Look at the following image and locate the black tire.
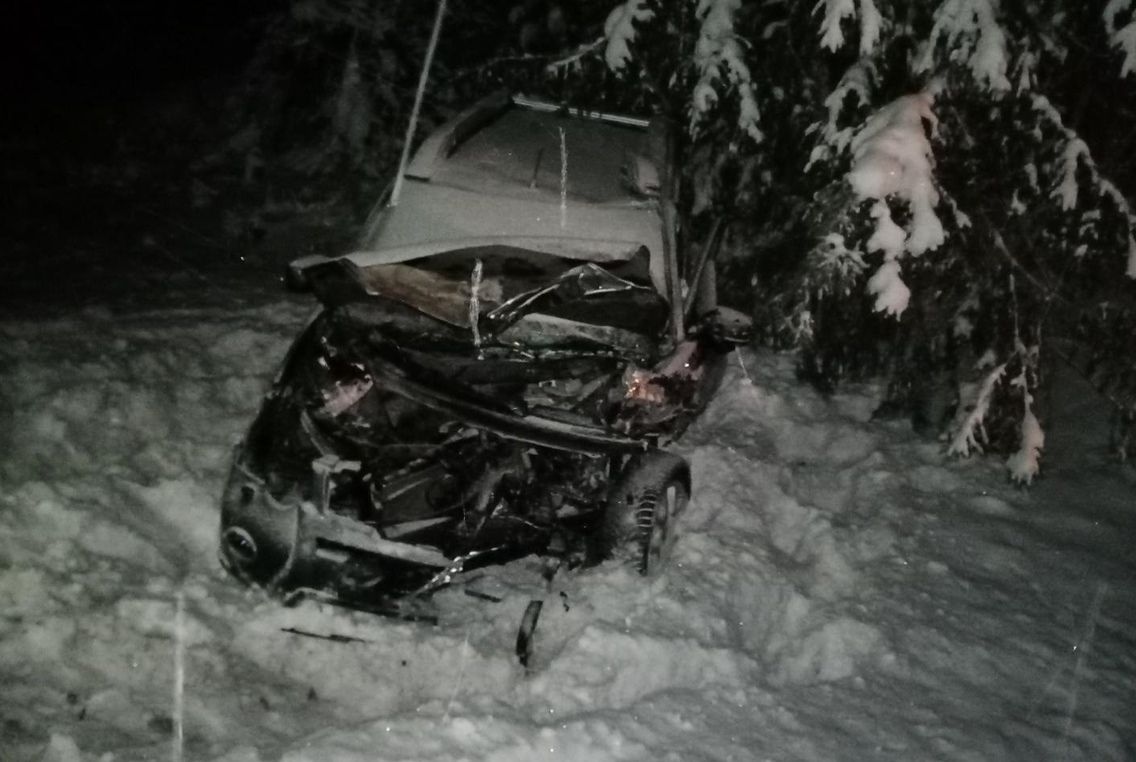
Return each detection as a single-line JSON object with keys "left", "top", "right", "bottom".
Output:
{"left": 600, "top": 451, "right": 690, "bottom": 575}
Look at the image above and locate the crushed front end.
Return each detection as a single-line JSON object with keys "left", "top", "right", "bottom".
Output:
{"left": 218, "top": 246, "right": 714, "bottom": 608}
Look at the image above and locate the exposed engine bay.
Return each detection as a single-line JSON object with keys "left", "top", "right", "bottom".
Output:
{"left": 220, "top": 246, "right": 730, "bottom": 611}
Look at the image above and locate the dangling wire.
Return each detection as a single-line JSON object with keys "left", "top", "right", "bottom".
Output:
{"left": 390, "top": 0, "right": 448, "bottom": 207}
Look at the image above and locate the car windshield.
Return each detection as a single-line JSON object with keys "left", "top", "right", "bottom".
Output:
{"left": 430, "top": 108, "right": 656, "bottom": 203}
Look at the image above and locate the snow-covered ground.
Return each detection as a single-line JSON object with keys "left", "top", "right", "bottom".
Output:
{"left": 2, "top": 291, "right": 1134, "bottom": 761}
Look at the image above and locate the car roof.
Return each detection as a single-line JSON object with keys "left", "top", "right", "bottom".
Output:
{"left": 405, "top": 93, "right": 659, "bottom": 203}
{"left": 347, "top": 94, "right": 669, "bottom": 295}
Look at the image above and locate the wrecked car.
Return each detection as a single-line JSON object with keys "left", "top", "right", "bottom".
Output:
{"left": 219, "top": 93, "right": 748, "bottom": 615}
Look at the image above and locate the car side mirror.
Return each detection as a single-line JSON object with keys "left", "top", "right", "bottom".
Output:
{"left": 284, "top": 254, "right": 329, "bottom": 292}
{"left": 692, "top": 306, "right": 753, "bottom": 346}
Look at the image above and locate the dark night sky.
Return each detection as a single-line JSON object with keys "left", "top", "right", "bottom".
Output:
{"left": 1, "top": 1, "right": 281, "bottom": 109}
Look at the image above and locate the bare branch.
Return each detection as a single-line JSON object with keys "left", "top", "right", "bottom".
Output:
{"left": 545, "top": 36, "right": 606, "bottom": 73}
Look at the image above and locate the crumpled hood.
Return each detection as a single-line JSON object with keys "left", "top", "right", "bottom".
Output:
{"left": 303, "top": 243, "right": 668, "bottom": 343}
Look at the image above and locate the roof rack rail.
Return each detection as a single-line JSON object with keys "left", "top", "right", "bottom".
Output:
{"left": 511, "top": 94, "right": 651, "bottom": 129}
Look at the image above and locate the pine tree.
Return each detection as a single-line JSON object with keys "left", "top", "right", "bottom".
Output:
{"left": 223, "top": 0, "right": 524, "bottom": 205}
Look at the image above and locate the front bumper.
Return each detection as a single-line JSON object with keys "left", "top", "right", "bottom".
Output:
{"left": 219, "top": 459, "right": 453, "bottom": 599}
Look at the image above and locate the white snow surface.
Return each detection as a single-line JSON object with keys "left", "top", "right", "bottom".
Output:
{"left": 2, "top": 297, "right": 1136, "bottom": 761}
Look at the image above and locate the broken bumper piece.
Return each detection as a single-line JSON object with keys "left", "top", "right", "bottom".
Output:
{"left": 220, "top": 461, "right": 453, "bottom": 601}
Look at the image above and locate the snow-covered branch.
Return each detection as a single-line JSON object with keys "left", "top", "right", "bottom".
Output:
{"left": 918, "top": 0, "right": 1011, "bottom": 91}
{"left": 1033, "top": 94, "right": 1136, "bottom": 277}
{"left": 1005, "top": 366, "right": 1045, "bottom": 484}
{"left": 845, "top": 93, "right": 945, "bottom": 316}
{"left": 603, "top": 0, "right": 653, "bottom": 71}
{"left": 602, "top": 1, "right": 763, "bottom": 141}
{"left": 806, "top": 61, "right": 874, "bottom": 170}
{"left": 546, "top": 37, "right": 607, "bottom": 73}
{"left": 947, "top": 358, "right": 1007, "bottom": 457}
{"left": 815, "top": 0, "right": 882, "bottom": 56}
{"left": 1105, "top": 0, "right": 1136, "bottom": 76}
{"left": 692, "top": 0, "right": 763, "bottom": 142}
{"left": 849, "top": 94, "right": 943, "bottom": 255}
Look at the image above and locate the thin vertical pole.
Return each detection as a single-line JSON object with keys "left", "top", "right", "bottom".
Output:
{"left": 659, "top": 121, "right": 683, "bottom": 344}
{"left": 390, "top": 0, "right": 448, "bottom": 207}
{"left": 172, "top": 589, "right": 185, "bottom": 762}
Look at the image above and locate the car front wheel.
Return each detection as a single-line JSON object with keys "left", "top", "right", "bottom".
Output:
{"left": 600, "top": 451, "right": 690, "bottom": 575}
